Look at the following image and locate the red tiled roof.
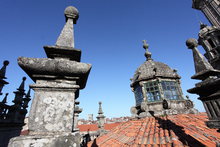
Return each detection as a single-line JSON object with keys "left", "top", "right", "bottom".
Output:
{"left": 104, "top": 123, "right": 121, "bottom": 130}
{"left": 88, "top": 113, "right": 220, "bottom": 147}
{"left": 78, "top": 124, "right": 98, "bottom": 132}
{"left": 78, "top": 122, "right": 121, "bottom": 132}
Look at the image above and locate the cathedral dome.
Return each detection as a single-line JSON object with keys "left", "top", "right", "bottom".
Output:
{"left": 131, "top": 60, "right": 180, "bottom": 87}
{"left": 130, "top": 46, "right": 180, "bottom": 87}
{"left": 129, "top": 41, "right": 197, "bottom": 118}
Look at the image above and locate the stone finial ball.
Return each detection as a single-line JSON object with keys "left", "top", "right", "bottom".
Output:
{"left": 64, "top": 6, "right": 79, "bottom": 18}
{"left": 22, "top": 77, "right": 27, "bottom": 81}
{"left": 3, "top": 60, "right": 9, "bottom": 66}
{"left": 186, "top": 38, "right": 198, "bottom": 49}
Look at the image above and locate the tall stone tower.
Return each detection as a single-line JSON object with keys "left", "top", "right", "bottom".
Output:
{"left": 186, "top": 38, "right": 220, "bottom": 130}
{"left": 197, "top": 23, "right": 220, "bottom": 70}
{"left": 192, "top": 0, "right": 220, "bottom": 27}
{"left": 130, "top": 41, "right": 198, "bottom": 118}
{"left": 188, "top": 1, "right": 220, "bottom": 130}
{"left": 9, "top": 6, "right": 91, "bottom": 147}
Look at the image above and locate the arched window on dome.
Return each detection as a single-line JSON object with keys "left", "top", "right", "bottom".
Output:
{"left": 161, "top": 81, "right": 181, "bottom": 100}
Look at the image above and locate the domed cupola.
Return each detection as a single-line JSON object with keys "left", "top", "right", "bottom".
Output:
{"left": 198, "top": 23, "right": 220, "bottom": 70}
{"left": 130, "top": 41, "right": 198, "bottom": 118}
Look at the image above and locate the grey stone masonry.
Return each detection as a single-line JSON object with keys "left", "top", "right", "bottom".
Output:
{"left": 8, "top": 6, "right": 91, "bottom": 147}
{"left": 198, "top": 23, "right": 220, "bottom": 71}
{"left": 186, "top": 38, "right": 220, "bottom": 130}
{"left": 192, "top": 0, "right": 220, "bottom": 27}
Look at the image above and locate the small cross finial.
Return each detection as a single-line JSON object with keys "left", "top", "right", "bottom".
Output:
{"left": 142, "top": 40, "right": 152, "bottom": 61}
{"left": 142, "top": 40, "right": 149, "bottom": 51}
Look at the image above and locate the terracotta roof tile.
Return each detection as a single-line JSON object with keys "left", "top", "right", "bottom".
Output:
{"left": 88, "top": 113, "right": 220, "bottom": 146}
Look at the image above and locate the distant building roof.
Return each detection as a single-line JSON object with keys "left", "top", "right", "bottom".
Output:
{"left": 78, "top": 122, "right": 121, "bottom": 132}
{"left": 88, "top": 113, "right": 220, "bottom": 146}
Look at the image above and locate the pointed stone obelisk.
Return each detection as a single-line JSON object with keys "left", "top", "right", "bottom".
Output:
{"left": 9, "top": 6, "right": 91, "bottom": 147}
{"left": 186, "top": 38, "right": 220, "bottom": 130}
{"left": 186, "top": 38, "right": 220, "bottom": 80}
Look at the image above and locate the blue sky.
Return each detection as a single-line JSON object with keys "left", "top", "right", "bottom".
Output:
{"left": 0, "top": 0, "right": 210, "bottom": 119}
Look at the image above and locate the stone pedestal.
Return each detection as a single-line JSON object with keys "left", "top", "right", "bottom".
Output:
{"left": 28, "top": 79, "right": 79, "bottom": 134}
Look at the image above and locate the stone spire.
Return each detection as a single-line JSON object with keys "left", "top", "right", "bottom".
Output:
{"left": 0, "top": 60, "right": 9, "bottom": 95}
{"left": 0, "top": 60, "right": 9, "bottom": 79}
{"left": 12, "top": 77, "right": 26, "bottom": 106}
{"left": 56, "top": 6, "right": 79, "bottom": 48}
{"left": 97, "top": 102, "right": 105, "bottom": 130}
{"left": 98, "top": 101, "right": 103, "bottom": 115}
{"left": 18, "top": 77, "right": 26, "bottom": 92}
{"left": 143, "top": 40, "right": 152, "bottom": 61}
{"left": 22, "top": 88, "right": 31, "bottom": 109}
{"left": 1, "top": 93, "right": 8, "bottom": 104}
{"left": 26, "top": 88, "right": 31, "bottom": 98}
{"left": 186, "top": 38, "right": 220, "bottom": 80}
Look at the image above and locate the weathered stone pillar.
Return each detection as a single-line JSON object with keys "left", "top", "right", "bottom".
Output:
{"left": 29, "top": 79, "right": 78, "bottom": 134}
{"left": 8, "top": 6, "right": 91, "bottom": 147}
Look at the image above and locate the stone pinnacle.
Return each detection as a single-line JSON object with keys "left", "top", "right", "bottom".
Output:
{"left": 18, "top": 77, "right": 26, "bottom": 92}
{"left": 98, "top": 101, "right": 104, "bottom": 115}
{"left": 186, "top": 38, "right": 214, "bottom": 74}
{"left": 0, "top": 60, "right": 9, "bottom": 79}
{"left": 56, "top": 6, "right": 79, "bottom": 48}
